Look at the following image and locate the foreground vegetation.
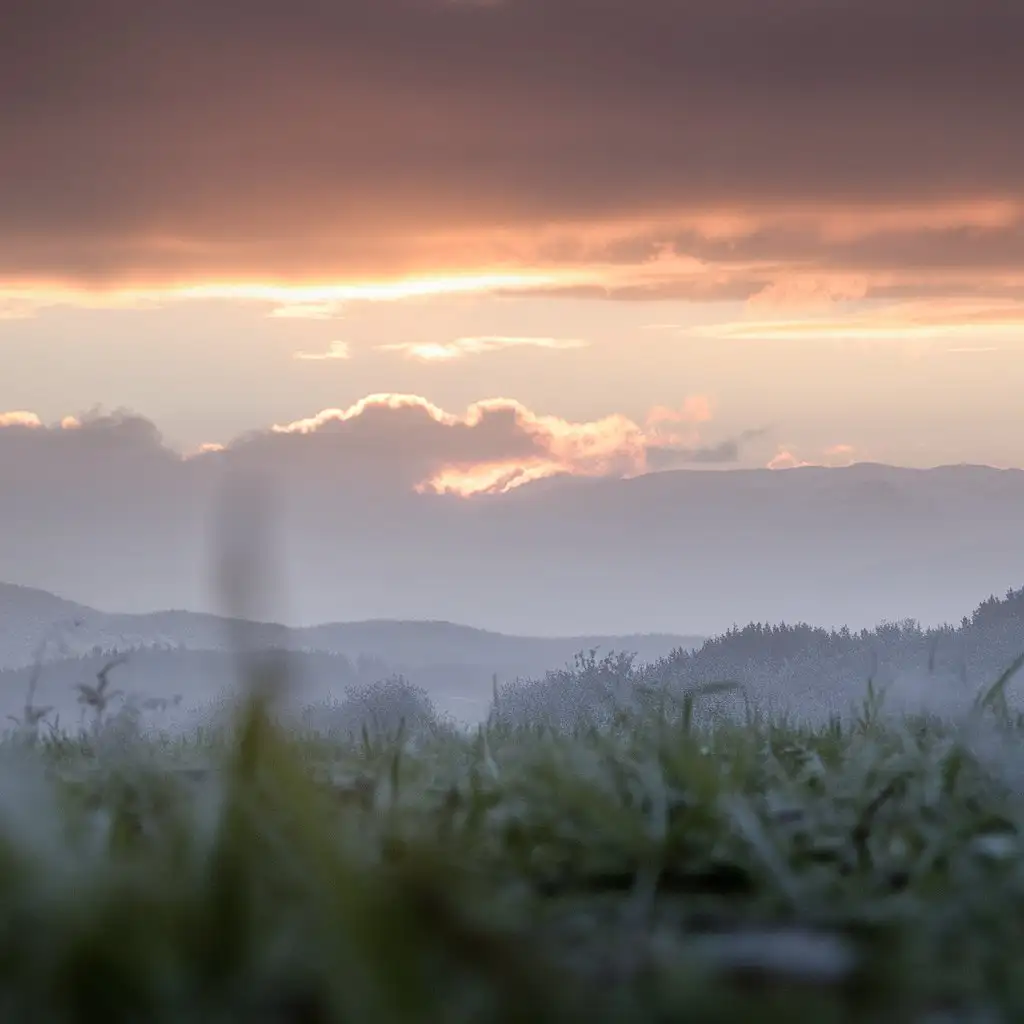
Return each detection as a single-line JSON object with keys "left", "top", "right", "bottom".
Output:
{"left": 1, "top": 649, "right": 1023, "bottom": 1022}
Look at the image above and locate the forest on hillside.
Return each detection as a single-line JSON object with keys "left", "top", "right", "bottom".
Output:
{"left": 491, "top": 587, "right": 1024, "bottom": 730}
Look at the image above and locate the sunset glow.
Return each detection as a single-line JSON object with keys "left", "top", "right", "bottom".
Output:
{"left": 3, "top": 0, "right": 1024, "bottom": 494}
{"left": 699, "top": 300, "right": 1024, "bottom": 343}
{"left": 4, "top": 0, "right": 1024, "bottom": 649}
{"left": 417, "top": 459, "right": 568, "bottom": 497}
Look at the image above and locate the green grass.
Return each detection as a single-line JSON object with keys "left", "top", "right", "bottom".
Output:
{"left": 2, "top": 662, "right": 1024, "bottom": 1021}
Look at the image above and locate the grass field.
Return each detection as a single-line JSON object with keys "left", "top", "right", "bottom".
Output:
{"left": 2, "top": 653, "right": 1024, "bottom": 1022}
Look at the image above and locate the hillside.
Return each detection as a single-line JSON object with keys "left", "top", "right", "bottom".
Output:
{"left": 493, "top": 586, "right": 1024, "bottom": 731}
{"left": 0, "top": 583, "right": 701, "bottom": 723}
{"left": 0, "top": 581, "right": 700, "bottom": 670}
{"left": 10, "top": 584, "right": 1024, "bottom": 736}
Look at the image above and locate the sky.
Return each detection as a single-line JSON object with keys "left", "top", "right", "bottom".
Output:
{"left": 2, "top": 0, "right": 1023, "bottom": 498}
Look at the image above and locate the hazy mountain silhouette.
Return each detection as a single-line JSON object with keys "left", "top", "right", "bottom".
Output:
{"left": 7, "top": 582, "right": 1024, "bottom": 737}
{"left": 2, "top": 463, "right": 1024, "bottom": 636}
{"left": 0, "top": 580, "right": 701, "bottom": 673}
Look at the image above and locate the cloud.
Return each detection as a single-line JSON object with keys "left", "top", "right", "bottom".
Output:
{"left": 2, "top": 0, "right": 1024, "bottom": 303}
{"left": 767, "top": 443, "right": 860, "bottom": 471}
{"left": 261, "top": 392, "right": 744, "bottom": 495}
{"left": 6, "top": 404, "right": 1023, "bottom": 638}
{"left": 824, "top": 444, "right": 858, "bottom": 467}
{"left": 745, "top": 274, "right": 872, "bottom": 312}
{"left": 646, "top": 427, "right": 770, "bottom": 472}
{"left": 0, "top": 392, "right": 750, "bottom": 501}
{"left": 0, "top": 297, "right": 43, "bottom": 320}
{"left": 0, "top": 411, "right": 43, "bottom": 429}
{"left": 293, "top": 341, "right": 351, "bottom": 361}
{"left": 381, "top": 335, "right": 589, "bottom": 362}
{"left": 0, "top": 410, "right": 180, "bottom": 512}
{"left": 270, "top": 302, "right": 346, "bottom": 320}
{"left": 768, "top": 449, "right": 814, "bottom": 471}
{"left": 693, "top": 299, "right": 1024, "bottom": 344}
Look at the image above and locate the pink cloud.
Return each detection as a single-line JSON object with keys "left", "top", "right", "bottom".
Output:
{"left": 767, "top": 448, "right": 813, "bottom": 471}
{"left": 767, "top": 443, "right": 860, "bottom": 471}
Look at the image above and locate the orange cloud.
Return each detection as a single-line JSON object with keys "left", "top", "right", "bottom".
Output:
{"left": 697, "top": 298, "right": 1024, "bottom": 343}
{"left": 381, "top": 335, "right": 589, "bottom": 362}
{"left": 271, "top": 395, "right": 651, "bottom": 493}
{"left": 0, "top": 411, "right": 43, "bottom": 428}
{"left": 422, "top": 459, "right": 569, "bottom": 497}
{"left": 293, "top": 340, "right": 351, "bottom": 361}
{"left": 688, "top": 199, "right": 1022, "bottom": 245}
{"left": 269, "top": 393, "right": 458, "bottom": 436}
{"left": 643, "top": 396, "right": 715, "bottom": 448}
{"left": 824, "top": 444, "right": 858, "bottom": 467}
{"left": 745, "top": 273, "right": 871, "bottom": 312}
{"left": 0, "top": 297, "right": 45, "bottom": 320}
{"left": 646, "top": 395, "right": 714, "bottom": 426}
{"left": 4, "top": 0, "right": 1024, "bottom": 318}
{"left": 269, "top": 302, "right": 346, "bottom": 320}
{"left": 4, "top": 200, "right": 1022, "bottom": 300}
{"left": 0, "top": 270, "right": 568, "bottom": 319}
{"left": 0, "top": 411, "right": 85, "bottom": 432}
{"left": 5, "top": 198, "right": 1024, "bottom": 319}
{"left": 767, "top": 449, "right": 813, "bottom": 471}
{"left": 263, "top": 392, "right": 742, "bottom": 496}
{"left": 501, "top": 200, "right": 1024, "bottom": 251}
{"left": 767, "top": 443, "right": 860, "bottom": 471}
{"left": 5, "top": 208, "right": 1024, "bottom": 317}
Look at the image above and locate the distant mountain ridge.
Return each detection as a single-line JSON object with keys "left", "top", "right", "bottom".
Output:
{"left": 4, "top": 462, "right": 1024, "bottom": 635}
{"left": 7, "top": 581, "right": 1024, "bottom": 736}
{"left": 0, "top": 581, "right": 703, "bottom": 673}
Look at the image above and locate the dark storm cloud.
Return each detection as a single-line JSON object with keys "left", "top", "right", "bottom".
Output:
{"left": 2, "top": 0, "right": 1023, "bottom": 284}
